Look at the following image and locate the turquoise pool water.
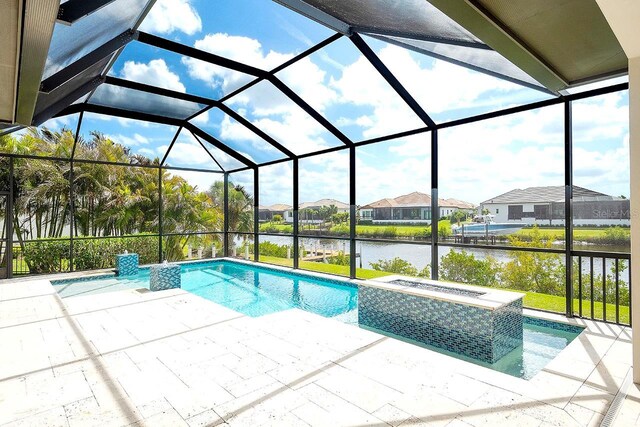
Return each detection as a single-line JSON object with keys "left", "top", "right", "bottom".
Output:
{"left": 54, "top": 260, "right": 358, "bottom": 320}
{"left": 52, "top": 260, "right": 582, "bottom": 379}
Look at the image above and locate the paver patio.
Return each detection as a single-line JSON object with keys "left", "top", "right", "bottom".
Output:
{"left": 0, "top": 277, "right": 633, "bottom": 426}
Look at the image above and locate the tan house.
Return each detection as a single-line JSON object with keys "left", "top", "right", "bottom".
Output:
{"left": 359, "top": 192, "right": 475, "bottom": 224}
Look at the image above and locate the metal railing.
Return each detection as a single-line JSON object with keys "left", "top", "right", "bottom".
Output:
{"left": 573, "top": 251, "right": 631, "bottom": 326}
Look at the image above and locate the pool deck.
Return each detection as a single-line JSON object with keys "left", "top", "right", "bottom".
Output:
{"left": 0, "top": 277, "right": 636, "bottom": 427}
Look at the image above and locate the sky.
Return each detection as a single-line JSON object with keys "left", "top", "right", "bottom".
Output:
{"left": 32, "top": 0, "right": 631, "bottom": 207}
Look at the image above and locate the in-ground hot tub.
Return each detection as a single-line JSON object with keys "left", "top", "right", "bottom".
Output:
{"left": 357, "top": 276, "right": 525, "bottom": 364}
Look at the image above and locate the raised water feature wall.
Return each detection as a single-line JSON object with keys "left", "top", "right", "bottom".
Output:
{"left": 358, "top": 277, "right": 524, "bottom": 363}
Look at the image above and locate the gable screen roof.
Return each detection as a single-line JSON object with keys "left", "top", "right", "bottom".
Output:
{"left": 3, "top": 0, "right": 630, "bottom": 170}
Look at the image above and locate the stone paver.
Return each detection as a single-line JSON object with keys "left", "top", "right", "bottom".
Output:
{"left": 0, "top": 277, "right": 634, "bottom": 426}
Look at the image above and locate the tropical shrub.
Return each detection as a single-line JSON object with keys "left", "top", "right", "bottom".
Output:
{"left": 370, "top": 257, "right": 418, "bottom": 276}
{"left": 257, "top": 241, "right": 291, "bottom": 258}
{"left": 599, "top": 226, "right": 630, "bottom": 245}
{"left": 23, "top": 240, "right": 70, "bottom": 273}
{"left": 438, "top": 222, "right": 451, "bottom": 239}
{"left": 439, "top": 250, "right": 500, "bottom": 287}
{"left": 573, "top": 260, "right": 629, "bottom": 305}
{"left": 328, "top": 251, "right": 350, "bottom": 266}
{"left": 449, "top": 210, "right": 469, "bottom": 225}
{"left": 74, "top": 235, "right": 159, "bottom": 270}
{"left": 23, "top": 235, "right": 160, "bottom": 273}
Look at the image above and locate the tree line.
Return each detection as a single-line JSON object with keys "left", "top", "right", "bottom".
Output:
{"left": 0, "top": 128, "right": 254, "bottom": 272}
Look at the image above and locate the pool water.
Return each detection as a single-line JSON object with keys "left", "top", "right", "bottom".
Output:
{"left": 54, "top": 261, "right": 358, "bottom": 319}
{"left": 364, "top": 317, "right": 582, "bottom": 379}
{"left": 52, "top": 260, "right": 583, "bottom": 379}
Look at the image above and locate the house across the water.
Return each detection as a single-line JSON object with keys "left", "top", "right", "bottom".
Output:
{"left": 258, "top": 204, "right": 292, "bottom": 222}
{"left": 481, "top": 186, "right": 630, "bottom": 226}
{"left": 283, "top": 199, "right": 350, "bottom": 224}
{"left": 359, "top": 192, "right": 475, "bottom": 224}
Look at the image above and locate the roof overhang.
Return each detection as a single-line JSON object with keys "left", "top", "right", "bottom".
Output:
{"left": 428, "top": 0, "right": 628, "bottom": 93}
{"left": 277, "top": 0, "right": 628, "bottom": 94}
{"left": 0, "top": 0, "right": 21, "bottom": 124}
{"left": 2, "top": 1, "right": 59, "bottom": 125}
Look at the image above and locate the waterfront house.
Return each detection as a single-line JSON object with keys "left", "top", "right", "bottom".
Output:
{"left": 481, "top": 186, "right": 630, "bottom": 226}
{"left": 283, "top": 199, "right": 350, "bottom": 224}
{"left": 359, "top": 192, "right": 475, "bottom": 224}
{"left": 258, "top": 204, "right": 292, "bottom": 222}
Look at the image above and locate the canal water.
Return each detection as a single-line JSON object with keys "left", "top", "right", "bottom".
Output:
{"left": 257, "top": 235, "right": 630, "bottom": 283}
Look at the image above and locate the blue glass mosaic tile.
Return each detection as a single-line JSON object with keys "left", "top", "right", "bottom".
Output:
{"left": 150, "top": 263, "right": 181, "bottom": 291}
{"left": 116, "top": 253, "right": 139, "bottom": 276}
{"left": 524, "top": 316, "right": 585, "bottom": 334}
{"left": 358, "top": 285, "right": 523, "bottom": 364}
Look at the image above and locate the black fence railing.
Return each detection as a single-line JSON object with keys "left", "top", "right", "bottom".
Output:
{"left": 250, "top": 234, "right": 633, "bottom": 326}
{"left": 573, "top": 251, "right": 631, "bottom": 326}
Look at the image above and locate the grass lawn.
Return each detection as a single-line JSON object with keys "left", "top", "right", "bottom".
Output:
{"left": 356, "top": 224, "right": 429, "bottom": 236}
{"left": 515, "top": 227, "right": 630, "bottom": 241}
{"left": 259, "top": 223, "right": 293, "bottom": 233}
{"left": 259, "top": 220, "right": 451, "bottom": 237}
{"left": 257, "top": 255, "right": 392, "bottom": 279}
{"left": 525, "top": 291, "right": 629, "bottom": 324}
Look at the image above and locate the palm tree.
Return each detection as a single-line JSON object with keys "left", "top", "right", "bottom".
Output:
{"left": 208, "top": 181, "right": 253, "bottom": 253}
{"left": 161, "top": 174, "right": 222, "bottom": 261}
{"left": 2, "top": 127, "right": 227, "bottom": 271}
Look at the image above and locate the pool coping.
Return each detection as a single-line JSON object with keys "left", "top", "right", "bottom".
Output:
{"left": 355, "top": 274, "right": 524, "bottom": 311}
{"left": 1, "top": 278, "right": 629, "bottom": 426}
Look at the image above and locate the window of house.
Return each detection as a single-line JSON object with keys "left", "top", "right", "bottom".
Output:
{"left": 508, "top": 205, "right": 523, "bottom": 220}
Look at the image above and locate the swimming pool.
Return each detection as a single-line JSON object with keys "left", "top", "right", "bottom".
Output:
{"left": 53, "top": 260, "right": 358, "bottom": 320}
{"left": 52, "top": 259, "right": 583, "bottom": 379}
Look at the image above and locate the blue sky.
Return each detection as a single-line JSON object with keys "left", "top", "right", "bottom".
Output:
{"left": 37, "top": 0, "right": 630, "bottom": 206}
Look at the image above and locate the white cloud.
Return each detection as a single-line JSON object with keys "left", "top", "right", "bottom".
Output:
{"left": 35, "top": 116, "right": 76, "bottom": 135}
{"left": 228, "top": 170, "right": 255, "bottom": 193}
{"left": 179, "top": 33, "right": 342, "bottom": 155}
{"left": 299, "top": 151, "right": 349, "bottom": 203}
{"left": 105, "top": 133, "right": 149, "bottom": 148}
{"left": 328, "top": 54, "right": 424, "bottom": 138}
{"left": 277, "top": 58, "right": 337, "bottom": 112}
{"left": 376, "top": 44, "right": 527, "bottom": 115}
{"left": 258, "top": 162, "right": 293, "bottom": 206}
{"left": 191, "top": 110, "right": 209, "bottom": 125}
{"left": 139, "top": 0, "right": 202, "bottom": 36}
{"left": 120, "top": 59, "right": 186, "bottom": 92}
{"left": 182, "top": 33, "right": 293, "bottom": 95}
{"left": 180, "top": 33, "right": 628, "bottom": 204}
{"left": 352, "top": 91, "right": 630, "bottom": 205}
{"left": 137, "top": 147, "right": 157, "bottom": 157}
{"left": 168, "top": 131, "right": 245, "bottom": 171}
{"left": 224, "top": 80, "right": 339, "bottom": 154}
{"left": 167, "top": 140, "right": 216, "bottom": 167}
{"left": 218, "top": 114, "right": 281, "bottom": 158}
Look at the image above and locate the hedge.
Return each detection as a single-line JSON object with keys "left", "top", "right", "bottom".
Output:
{"left": 23, "top": 235, "right": 159, "bottom": 273}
